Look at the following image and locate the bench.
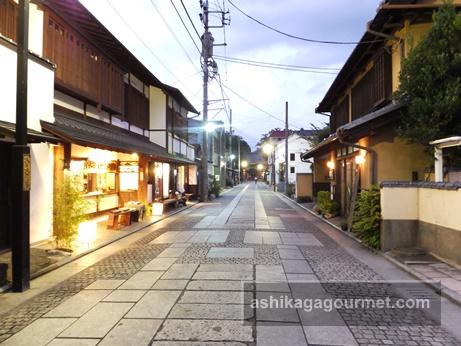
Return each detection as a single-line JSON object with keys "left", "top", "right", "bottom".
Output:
{"left": 162, "top": 198, "right": 179, "bottom": 209}
{"left": 184, "top": 193, "right": 194, "bottom": 202}
{"left": 107, "top": 208, "right": 132, "bottom": 230}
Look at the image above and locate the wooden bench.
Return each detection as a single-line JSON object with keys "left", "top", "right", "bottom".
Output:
{"left": 162, "top": 198, "right": 179, "bottom": 209}
{"left": 107, "top": 208, "right": 132, "bottom": 230}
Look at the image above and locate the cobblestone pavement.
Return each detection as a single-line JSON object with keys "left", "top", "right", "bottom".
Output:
{"left": 0, "top": 183, "right": 460, "bottom": 345}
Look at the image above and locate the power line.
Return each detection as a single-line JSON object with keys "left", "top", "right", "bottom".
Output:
{"left": 228, "top": 0, "right": 385, "bottom": 45}
{"left": 215, "top": 56, "right": 339, "bottom": 75}
{"left": 170, "top": 0, "right": 202, "bottom": 55}
{"left": 179, "top": 0, "right": 202, "bottom": 41}
{"left": 221, "top": 82, "right": 302, "bottom": 129}
{"left": 214, "top": 55, "right": 340, "bottom": 71}
{"left": 149, "top": 0, "right": 200, "bottom": 72}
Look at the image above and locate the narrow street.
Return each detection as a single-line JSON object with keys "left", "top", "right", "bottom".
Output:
{"left": 1, "top": 183, "right": 461, "bottom": 345}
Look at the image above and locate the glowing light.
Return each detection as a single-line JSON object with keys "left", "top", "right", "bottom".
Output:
{"left": 131, "top": 153, "right": 139, "bottom": 160}
{"left": 355, "top": 155, "right": 366, "bottom": 165}
{"left": 77, "top": 221, "right": 97, "bottom": 245}
{"left": 263, "top": 143, "right": 274, "bottom": 155}
{"left": 88, "top": 149, "right": 113, "bottom": 164}
{"left": 173, "top": 169, "right": 178, "bottom": 176}
{"left": 327, "top": 160, "right": 335, "bottom": 170}
{"left": 241, "top": 161, "right": 248, "bottom": 168}
{"left": 230, "top": 154, "right": 236, "bottom": 160}
{"left": 69, "top": 160, "right": 84, "bottom": 174}
{"left": 204, "top": 122, "right": 218, "bottom": 132}
{"left": 152, "top": 202, "right": 164, "bottom": 216}
{"left": 257, "top": 164, "right": 264, "bottom": 170}
{"left": 154, "top": 163, "right": 162, "bottom": 177}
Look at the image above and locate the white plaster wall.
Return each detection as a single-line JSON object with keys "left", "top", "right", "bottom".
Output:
{"left": 418, "top": 188, "right": 461, "bottom": 231}
{"left": 28, "top": 3, "right": 44, "bottom": 56}
{"left": 54, "top": 90, "right": 84, "bottom": 115}
{"left": 273, "top": 135, "right": 311, "bottom": 184}
{"left": 149, "top": 86, "right": 166, "bottom": 148}
{"left": 0, "top": 44, "right": 54, "bottom": 131}
{"left": 30, "top": 143, "right": 54, "bottom": 244}
{"left": 380, "top": 187, "right": 419, "bottom": 220}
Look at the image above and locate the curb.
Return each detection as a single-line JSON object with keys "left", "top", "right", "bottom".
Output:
{"left": 277, "top": 192, "right": 461, "bottom": 308}
{"left": 0, "top": 202, "right": 198, "bottom": 293}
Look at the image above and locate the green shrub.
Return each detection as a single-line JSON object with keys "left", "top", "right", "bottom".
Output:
{"left": 352, "top": 185, "right": 381, "bottom": 249}
{"left": 285, "top": 183, "right": 295, "bottom": 198}
{"left": 53, "top": 175, "right": 88, "bottom": 250}
{"left": 211, "top": 178, "right": 222, "bottom": 197}
{"left": 316, "top": 191, "right": 339, "bottom": 218}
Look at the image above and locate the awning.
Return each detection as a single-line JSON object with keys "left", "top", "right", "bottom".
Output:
{"left": 0, "top": 120, "right": 59, "bottom": 143}
{"left": 41, "top": 114, "right": 195, "bottom": 165}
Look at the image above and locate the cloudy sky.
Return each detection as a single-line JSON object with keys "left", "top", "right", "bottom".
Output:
{"left": 80, "top": 0, "right": 382, "bottom": 149}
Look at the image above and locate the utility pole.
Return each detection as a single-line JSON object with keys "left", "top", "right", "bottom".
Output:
{"left": 12, "top": 0, "right": 31, "bottom": 292}
{"left": 229, "top": 108, "right": 232, "bottom": 184}
{"left": 199, "top": 0, "right": 210, "bottom": 202}
{"left": 284, "top": 101, "right": 289, "bottom": 193}
{"left": 238, "top": 136, "right": 240, "bottom": 184}
{"left": 199, "top": 0, "right": 229, "bottom": 199}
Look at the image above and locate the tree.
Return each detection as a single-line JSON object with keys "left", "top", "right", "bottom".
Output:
{"left": 305, "top": 123, "right": 330, "bottom": 147}
{"left": 395, "top": 1, "right": 461, "bottom": 148}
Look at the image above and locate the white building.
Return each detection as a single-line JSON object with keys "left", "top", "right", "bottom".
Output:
{"left": 267, "top": 131, "right": 314, "bottom": 186}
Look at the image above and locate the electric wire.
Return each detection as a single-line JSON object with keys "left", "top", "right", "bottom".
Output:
{"left": 228, "top": 0, "right": 384, "bottom": 45}
{"left": 215, "top": 56, "right": 339, "bottom": 75}
{"left": 104, "top": 0, "right": 198, "bottom": 99}
{"left": 149, "top": 0, "right": 200, "bottom": 72}
{"left": 170, "top": 0, "right": 202, "bottom": 55}
{"left": 179, "top": 0, "right": 202, "bottom": 41}
{"left": 214, "top": 55, "right": 340, "bottom": 71}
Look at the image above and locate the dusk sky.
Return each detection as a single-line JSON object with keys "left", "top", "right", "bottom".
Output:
{"left": 80, "top": 0, "right": 383, "bottom": 149}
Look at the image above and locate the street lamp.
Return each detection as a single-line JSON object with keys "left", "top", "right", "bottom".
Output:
{"left": 257, "top": 163, "right": 264, "bottom": 170}
{"left": 241, "top": 160, "right": 248, "bottom": 168}
{"left": 204, "top": 121, "right": 218, "bottom": 133}
{"left": 262, "top": 143, "right": 275, "bottom": 191}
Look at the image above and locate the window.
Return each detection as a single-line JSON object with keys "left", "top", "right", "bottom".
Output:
{"left": 290, "top": 153, "right": 295, "bottom": 161}
{"left": 290, "top": 167, "right": 295, "bottom": 174}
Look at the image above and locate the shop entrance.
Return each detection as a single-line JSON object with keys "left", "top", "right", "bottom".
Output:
{"left": 0, "top": 143, "right": 12, "bottom": 250}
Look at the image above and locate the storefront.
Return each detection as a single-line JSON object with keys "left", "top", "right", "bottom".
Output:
{"left": 68, "top": 145, "right": 142, "bottom": 216}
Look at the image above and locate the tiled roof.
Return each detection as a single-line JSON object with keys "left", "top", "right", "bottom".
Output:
{"left": 41, "top": 114, "right": 195, "bottom": 164}
{"left": 0, "top": 120, "right": 59, "bottom": 143}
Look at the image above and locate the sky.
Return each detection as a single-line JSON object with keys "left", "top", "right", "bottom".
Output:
{"left": 80, "top": 0, "right": 383, "bottom": 149}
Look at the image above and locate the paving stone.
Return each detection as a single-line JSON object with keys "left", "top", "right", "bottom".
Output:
{"left": 99, "top": 319, "right": 162, "bottom": 346}
{"left": 1, "top": 318, "right": 77, "bottom": 346}
{"left": 278, "top": 248, "right": 305, "bottom": 260}
{"left": 157, "top": 247, "right": 188, "bottom": 258}
{"left": 193, "top": 271, "right": 253, "bottom": 281}
{"left": 151, "top": 279, "right": 189, "bottom": 290}
{"left": 197, "top": 264, "right": 253, "bottom": 272}
{"left": 169, "top": 243, "right": 191, "bottom": 248}
{"left": 255, "top": 292, "right": 300, "bottom": 322}
{"left": 286, "top": 273, "right": 319, "bottom": 282}
{"left": 154, "top": 319, "right": 253, "bottom": 342}
{"left": 162, "top": 264, "right": 198, "bottom": 279}
{"left": 281, "top": 260, "right": 313, "bottom": 274}
{"left": 169, "top": 303, "right": 251, "bottom": 320}
{"left": 102, "top": 290, "right": 146, "bottom": 302}
{"left": 186, "top": 280, "right": 247, "bottom": 291}
{"left": 141, "top": 257, "right": 176, "bottom": 271}
{"left": 59, "top": 303, "right": 133, "bottom": 338}
{"left": 125, "top": 290, "right": 181, "bottom": 318}
{"left": 153, "top": 340, "right": 247, "bottom": 345}
{"left": 85, "top": 279, "right": 125, "bottom": 290}
{"left": 179, "top": 291, "right": 244, "bottom": 304}
{"left": 47, "top": 338, "right": 99, "bottom": 346}
{"left": 256, "top": 265, "right": 287, "bottom": 282}
{"left": 257, "top": 324, "right": 307, "bottom": 346}
{"left": 303, "top": 326, "right": 358, "bottom": 346}
{"left": 118, "top": 271, "right": 163, "bottom": 289}
{"left": 207, "top": 247, "right": 254, "bottom": 258}
{"left": 45, "top": 290, "right": 112, "bottom": 317}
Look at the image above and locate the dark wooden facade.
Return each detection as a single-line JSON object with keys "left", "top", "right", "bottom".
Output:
{"left": 125, "top": 84, "right": 149, "bottom": 129}
{"left": 330, "top": 49, "right": 392, "bottom": 132}
{"left": 43, "top": 11, "right": 125, "bottom": 115}
{"left": 0, "top": 0, "right": 17, "bottom": 41}
{"left": 167, "top": 104, "right": 188, "bottom": 142}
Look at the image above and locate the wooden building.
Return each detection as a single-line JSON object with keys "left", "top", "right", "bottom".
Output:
{"left": 302, "top": 0, "right": 461, "bottom": 216}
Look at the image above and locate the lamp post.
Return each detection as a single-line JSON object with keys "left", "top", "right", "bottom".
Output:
{"left": 241, "top": 160, "right": 248, "bottom": 181}
{"left": 263, "top": 143, "right": 275, "bottom": 192}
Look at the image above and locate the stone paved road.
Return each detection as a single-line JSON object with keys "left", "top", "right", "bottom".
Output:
{"left": 1, "top": 183, "right": 460, "bottom": 345}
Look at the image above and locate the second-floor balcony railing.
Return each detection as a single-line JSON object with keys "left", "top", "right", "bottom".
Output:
{"left": 168, "top": 132, "right": 195, "bottom": 161}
